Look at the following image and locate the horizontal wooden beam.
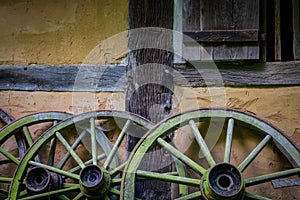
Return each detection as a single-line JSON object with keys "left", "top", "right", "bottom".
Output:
{"left": 0, "top": 65, "right": 126, "bottom": 92}
{"left": 174, "top": 61, "right": 300, "bottom": 86}
{"left": 0, "top": 62, "right": 299, "bottom": 92}
{"left": 184, "top": 29, "right": 260, "bottom": 43}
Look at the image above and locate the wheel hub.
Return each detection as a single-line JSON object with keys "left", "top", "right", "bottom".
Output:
{"left": 25, "top": 167, "right": 63, "bottom": 194}
{"left": 201, "top": 163, "right": 244, "bottom": 199}
{"left": 79, "top": 165, "right": 111, "bottom": 199}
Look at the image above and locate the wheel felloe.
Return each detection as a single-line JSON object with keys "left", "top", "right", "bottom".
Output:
{"left": 122, "top": 109, "right": 300, "bottom": 199}
{"left": 80, "top": 165, "right": 111, "bottom": 199}
{"left": 202, "top": 163, "right": 244, "bottom": 200}
{"left": 25, "top": 167, "right": 63, "bottom": 194}
{"left": 9, "top": 111, "right": 153, "bottom": 199}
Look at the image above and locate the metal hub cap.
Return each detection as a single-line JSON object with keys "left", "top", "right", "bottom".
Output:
{"left": 80, "top": 165, "right": 111, "bottom": 198}
{"left": 202, "top": 163, "right": 244, "bottom": 199}
{"left": 25, "top": 167, "right": 63, "bottom": 194}
{"left": 80, "top": 165, "right": 104, "bottom": 189}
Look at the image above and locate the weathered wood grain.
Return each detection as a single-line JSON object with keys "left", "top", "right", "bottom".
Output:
{"left": 182, "top": 0, "right": 201, "bottom": 60}
{"left": 0, "top": 65, "right": 126, "bottom": 92}
{"left": 274, "top": 0, "right": 281, "bottom": 61}
{"left": 184, "top": 30, "right": 259, "bottom": 43}
{"left": 127, "top": 0, "right": 174, "bottom": 199}
{"left": 232, "top": 0, "right": 260, "bottom": 60}
{"left": 0, "top": 108, "right": 14, "bottom": 124}
{"left": 293, "top": 0, "right": 300, "bottom": 60}
{"left": 174, "top": 61, "right": 300, "bottom": 86}
{"left": 0, "top": 62, "right": 299, "bottom": 92}
{"left": 182, "top": 0, "right": 261, "bottom": 60}
{"left": 182, "top": 0, "right": 200, "bottom": 31}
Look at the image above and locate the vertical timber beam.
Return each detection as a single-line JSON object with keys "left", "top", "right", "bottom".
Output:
{"left": 127, "top": 0, "right": 174, "bottom": 199}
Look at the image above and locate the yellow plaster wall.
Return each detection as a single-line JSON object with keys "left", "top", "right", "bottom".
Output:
{"left": 0, "top": 0, "right": 128, "bottom": 65}
{"left": 173, "top": 86, "right": 300, "bottom": 150}
{"left": 1, "top": 86, "right": 299, "bottom": 148}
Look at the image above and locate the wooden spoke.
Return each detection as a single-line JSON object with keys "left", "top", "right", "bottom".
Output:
{"left": 173, "top": 156, "right": 188, "bottom": 196}
{"left": 157, "top": 137, "right": 206, "bottom": 175}
{"left": 47, "top": 137, "right": 57, "bottom": 166}
{"left": 18, "top": 186, "right": 80, "bottom": 200}
{"left": 110, "top": 161, "right": 127, "bottom": 177}
{"left": 90, "top": 118, "right": 97, "bottom": 165}
{"left": 244, "top": 192, "right": 272, "bottom": 200}
{"left": 56, "top": 130, "right": 87, "bottom": 169}
{"left": 0, "top": 177, "right": 12, "bottom": 183}
{"left": 137, "top": 170, "right": 201, "bottom": 187}
{"left": 111, "top": 178, "right": 122, "bottom": 185}
{"left": 29, "top": 161, "right": 80, "bottom": 180}
{"left": 245, "top": 168, "right": 300, "bottom": 187}
{"left": 18, "top": 189, "right": 28, "bottom": 198}
{"left": 0, "top": 146, "right": 20, "bottom": 165}
{"left": 104, "top": 120, "right": 131, "bottom": 170}
{"left": 103, "top": 195, "right": 110, "bottom": 200}
{"left": 68, "top": 153, "right": 106, "bottom": 173}
{"left": 55, "top": 131, "right": 85, "bottom": 169}
{"left": 58, "top": 195, "right": 71, "bottom": 200}
{"left": 224, "top": 118, "right": 234, "bottom": 163}
{"left": 238, "top": 135, "right": 271, "bottom": 172}
{"left": 23, "top": 126, "right": 41, "bottom": 162}
{"left": 73, "top": 193, "right": 83, "bottom": 200}
{"left": 109, "top": 188, "right": 121, "bottom": 195}
{"left": 189, "top": 120, "right": 216, "bottom": 166}
{"left": 22, "top": 126, "right": 34, "bottom": 146}
{"left": 175, "top": 191, "right": 202, "bottom": 200}
{"left": 95, "top": 128, "right": 119, "bottom": 168}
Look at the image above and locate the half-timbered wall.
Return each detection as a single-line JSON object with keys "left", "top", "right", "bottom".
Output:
{"left": 0, "top": 2, "right": 299, "bottom": 198}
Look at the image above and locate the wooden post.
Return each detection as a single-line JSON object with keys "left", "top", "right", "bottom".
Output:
{"left": 126, "top": 0, "right": 174, "bottom": 198}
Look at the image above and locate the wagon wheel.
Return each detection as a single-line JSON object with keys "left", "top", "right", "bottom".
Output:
{"left": 9, "top": 110, "right": 154, "bottom": 199}
{"left": 122, "top": 108, "right": 300, "bottom": 200}
{"left": 0, "top": 111, "right": 71, "bottom": 199}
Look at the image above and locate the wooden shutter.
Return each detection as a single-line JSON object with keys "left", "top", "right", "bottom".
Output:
{"left": 293, "top": 0, "right": 300, "bottom": 60}
{"left": 182, "top": 0, "right": 262, "bottom": 61}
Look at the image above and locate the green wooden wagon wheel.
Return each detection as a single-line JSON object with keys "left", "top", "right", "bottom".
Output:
{"left": 122, "top": 108, "right": 300, "bottom": 200}
{"left": 9, "top": 110, "right": 154, "bottom": 200}
{"left": 0, "top": 111, "right": 71, "bottom": 199}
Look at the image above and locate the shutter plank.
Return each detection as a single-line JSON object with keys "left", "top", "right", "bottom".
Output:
{"left": 183, "top": 0, "right": 261, "bottom": 61}
{"left": 199, "top": 0, "right": 232, "bottom": 60}
{"left": 293, "top": 0, "right": 300, "bottom": 60}
{"left": 182, "top": 0, "right": 201, "bottom": 60}
{"left": 232, "top": 0, "right": 260, "bottom": 60}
